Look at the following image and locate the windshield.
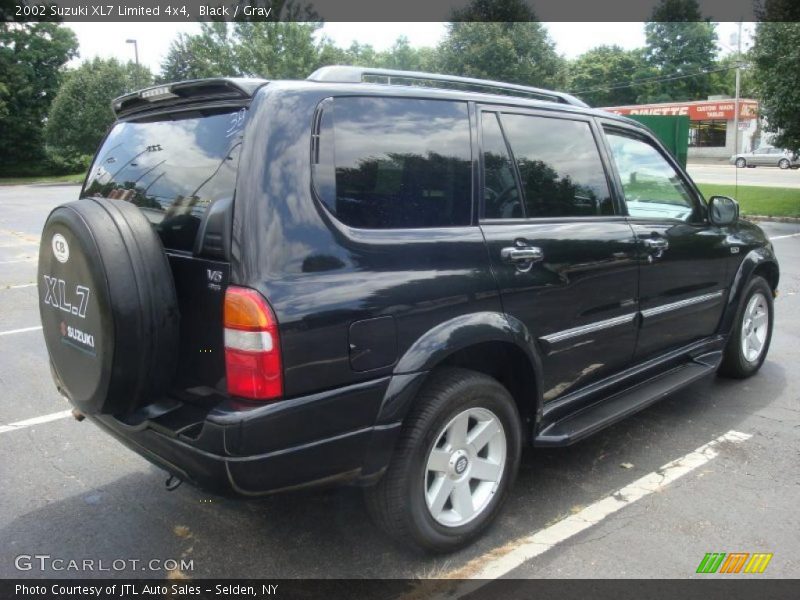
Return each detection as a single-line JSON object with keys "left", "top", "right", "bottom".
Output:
{"left": 82, "top": 108, "right": 246, "bottom": 252}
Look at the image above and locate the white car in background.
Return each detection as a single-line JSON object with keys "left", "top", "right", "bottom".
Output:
{"left": 731, "top": 147, "right": 800, "bottom": 169}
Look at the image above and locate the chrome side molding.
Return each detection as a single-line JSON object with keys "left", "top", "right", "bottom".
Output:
{"left": 640, "top": 290, "right": 724, "bottom": 319}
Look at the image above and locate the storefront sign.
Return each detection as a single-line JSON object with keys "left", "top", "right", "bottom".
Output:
{"left": 602, "top": 100, "right": 758, "bottom": 121}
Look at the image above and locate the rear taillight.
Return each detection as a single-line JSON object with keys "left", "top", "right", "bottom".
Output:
{"left": 223, "top": 286, "right": 282, "bottom": 401}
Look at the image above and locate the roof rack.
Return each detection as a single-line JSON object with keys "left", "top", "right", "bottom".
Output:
{"left": 307, "top": 66, "right": 588, "bottom": 107}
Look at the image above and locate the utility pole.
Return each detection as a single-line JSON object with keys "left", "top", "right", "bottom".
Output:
{"left": 732, "top": 21, "right": 742, "bottom": 155}
{"left": 126, "top": 39, "right": 140, "bottom": 89}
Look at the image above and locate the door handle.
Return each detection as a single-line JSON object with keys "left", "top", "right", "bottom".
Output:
{"left": 501, "top": 246, "right": 544, "bottom": 263}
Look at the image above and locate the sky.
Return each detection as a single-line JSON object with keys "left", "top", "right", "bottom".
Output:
{"left": 65, "top": 21, "right": 754, "bottom": 75}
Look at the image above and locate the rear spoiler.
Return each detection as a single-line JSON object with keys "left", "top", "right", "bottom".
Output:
{"left": 112, "top": 78, "right": 269, "bottom": 118}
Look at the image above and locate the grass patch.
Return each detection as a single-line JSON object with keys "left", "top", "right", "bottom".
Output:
{"left": 697, "top": 183, "right": 800, "bottom": 218}
{"left": 0, "top": 173, "right": 84, "bottom": 186}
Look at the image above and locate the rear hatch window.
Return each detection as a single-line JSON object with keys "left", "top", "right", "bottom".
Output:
{"left": 82, "top": 108, "right": 246, "bottom": 252}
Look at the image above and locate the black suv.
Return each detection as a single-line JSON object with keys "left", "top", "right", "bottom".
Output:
{"left": 38, "top": 67, "right": 778, "bottom": 553}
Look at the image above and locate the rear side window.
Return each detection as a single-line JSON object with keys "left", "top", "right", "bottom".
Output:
{"left": 83, "top": 108, "right": 245, "bottom": 252}
{"left": 500, "top": 114, "right": 613, "bottom": 218}
{"left": 313, "top": 97, "right": 472, "bottom": 229}
{"left": 482, "top": 112, "right": 522, "bottom": 219}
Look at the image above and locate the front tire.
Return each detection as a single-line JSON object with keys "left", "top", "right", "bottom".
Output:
{"left": 735, "top": 158, "right": 747, "bottom": 168}
{"left": 719, "top": 276, "right": 773, "bottom": 378}
{"left": 778, "top": 158, "right": 790, "bottom": 169}
{"left": 365, "top": 367, "right": 522, "bottom": 553}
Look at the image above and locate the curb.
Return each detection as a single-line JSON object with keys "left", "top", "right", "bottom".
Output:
{"left": 743, "top": 215, "right": 800, "bottom": 224}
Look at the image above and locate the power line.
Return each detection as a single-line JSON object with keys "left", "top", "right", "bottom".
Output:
{"left": 571, "top": 65, "right": 736, "bottom": 96}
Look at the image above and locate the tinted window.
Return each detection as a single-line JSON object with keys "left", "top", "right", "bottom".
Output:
{"left": 83, "top": 108, "right": 245, "bottom": 251}
{"left": 605, "top": 131, "right": 695, "bottom": 221}
{"left": 500, "top": 114, "right": 613, "bottom": 218}
{"left": 313, "top": 97, "right": 471, "bottom": 229}
{"left": 482, "top": 112, "right": 522, "bottom": 219}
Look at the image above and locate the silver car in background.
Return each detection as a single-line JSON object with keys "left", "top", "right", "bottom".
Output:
{"left": 731, "top": 147, "right": 800, "bottom": 169}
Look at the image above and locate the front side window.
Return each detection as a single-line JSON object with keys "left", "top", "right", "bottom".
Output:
{"left": 500, "top": 113, "right": 613, "bottom": 218}
{"left": 605, "top": 130, "right": 696, "bottom": 221}
{"left": 313, "top": 97, "right": 472, "bottom": 229}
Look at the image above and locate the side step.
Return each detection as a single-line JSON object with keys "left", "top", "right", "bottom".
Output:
{"left": 534, "top": 356, "right": 720, "bottom": 447}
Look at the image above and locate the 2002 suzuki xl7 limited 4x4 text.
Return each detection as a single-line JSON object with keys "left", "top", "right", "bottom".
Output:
{"left": 38, "top": 67, "right": 779, "bottom": 553}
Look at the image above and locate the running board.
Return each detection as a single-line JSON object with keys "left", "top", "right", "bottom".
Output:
{"left": 534, "top": 355, "right": 721, "bottom": 447}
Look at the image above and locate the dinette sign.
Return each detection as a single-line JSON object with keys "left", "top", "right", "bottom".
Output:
{"left": 603, "top": 99, "right": 758, "bottom": 120}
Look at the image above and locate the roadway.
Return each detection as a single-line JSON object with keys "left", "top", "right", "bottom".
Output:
{"left": 1, "top": 184, "right": 798, "bottom": 586}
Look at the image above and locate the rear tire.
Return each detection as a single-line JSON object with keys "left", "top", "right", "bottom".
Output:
{"left": 364, "top": 367, "right": 522, "bottom": 553}
{"left": 719, "top": 276, "right": 773, "bottom": 379}
{"left": 735, "top": 158, "right": 747, "bottom": 168}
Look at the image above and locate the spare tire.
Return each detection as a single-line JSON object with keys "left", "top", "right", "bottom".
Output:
{"left": 37, "top": 198, "right": 179, "bottom": 416}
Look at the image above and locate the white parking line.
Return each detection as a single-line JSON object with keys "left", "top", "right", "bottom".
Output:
{"left": 770, "top": 232, "right": 800, "bottom": 240}
{"left": 443, "top": 430, "right": 752, "bottom": 592}
{"left": 5, "top": 283, "right": 36, "bottom": 289}
{"left": 0, "top": 410, "right": 73, "bottom": 435}
{"left": 0, "top": 258, "right": 36, "bottom": 264}
{"left": 0, "top": 325, "right": 42, "bottom": 336}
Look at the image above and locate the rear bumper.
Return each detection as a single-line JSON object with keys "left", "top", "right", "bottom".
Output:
{"left": 90, "top": 377, "right": 401, "bottom": 496}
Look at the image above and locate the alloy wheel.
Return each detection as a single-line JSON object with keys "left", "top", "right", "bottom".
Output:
{"left": 741, "top": 292, "right": 769, "bottom": 363}
{"left": 424, "top": 407, "right": 506, "bottom": 527}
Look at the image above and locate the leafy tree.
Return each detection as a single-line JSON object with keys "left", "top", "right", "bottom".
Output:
{"left": 0, "top": 23, "right": 78, "bottom": 175}
{"left": 236, "top": 21, "right": 324, "bottom": 78}
{"left": 160, "top": 22, "right": 238, "bottom": 81}
{"left": 437, "top": 0, "right": 565, "bottom": 89}
{"left": 755, "top": 0, "right": 800, "bottom": 21}
{"left": 323, "top": 37, "right": 436, "bottom": 72}
{"left": 449, "top": 0, "right": 541, "bottom": 21}
{"left": 568, "top": 46, "right": 650, "bottom": 107}
{"left": 437, "top": 22, "right": 565, "bottom": 89}
{"left": 374, "top": 37, "right": 436, "bottom": 71}
{"left": 708, "top": 52, "right": 756, "bottom": 99}
{"left": 45, "top": 57, "right": 152, "bottom": 165}
{"left": 751, "top": 21, "right": 800, "bottom": 153}
{"left": 641, "top": 0, "right": 718, "bottom": 102}
{"left": 161, "top": 22, "right": 327, "bottom": 80}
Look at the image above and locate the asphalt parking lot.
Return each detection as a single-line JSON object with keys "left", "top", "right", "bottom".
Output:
{"left": 1, "top": 184, "right": 798, "bottom": 583}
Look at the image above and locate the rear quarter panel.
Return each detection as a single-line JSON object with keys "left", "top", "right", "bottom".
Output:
{"left": 232, "top": 84, "right": 503, "bottom": 397}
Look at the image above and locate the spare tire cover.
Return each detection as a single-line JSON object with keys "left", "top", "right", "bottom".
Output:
{"left": 38, "top": 197, "right": 179, "bottom": 416}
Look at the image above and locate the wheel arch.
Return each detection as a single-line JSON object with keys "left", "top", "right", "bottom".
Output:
{"left": 720, "top": 247, "right": 779, "bottom": 335}
{"left": 376, "top": 312, "right": 543, "bottom": 436}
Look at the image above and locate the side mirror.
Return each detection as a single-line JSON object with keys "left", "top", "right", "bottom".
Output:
{"left": 708, "top": 195, "right": 739, "bottom": 226}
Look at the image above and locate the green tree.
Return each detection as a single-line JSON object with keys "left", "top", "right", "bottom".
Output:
{"left": 235, "top": 21, "right": 323, "bottom": 78}
{"left": 375, "top": 37, "right": 436, "bottom": 71}
{"left": 161, "top": 21, "right": 327, "bottom": 80}
{"left": 160, "top": 22, "right": 238, "bottom": 81}
{"left": 751, "top": 22, "right": 800, "bottom": 153}
{"left": 568, "top": 46, "right": 650, "bottom": 107}
{"left": 45, "top": 57, "right": 152, "bottom": 165}
{"left": 0, "top": 23, "right": 78, "bottom": 175}
{"left": 708, "top": 53, "right": 756, "bottom": 99}
{"left": 641, "top": 0, "right": 718, "bottom": 102}
{"left": 437, "top": 0, "right": 565, "bottom": 90}
{"left": 437, "top": 22, "right": 565, "bottom": 89}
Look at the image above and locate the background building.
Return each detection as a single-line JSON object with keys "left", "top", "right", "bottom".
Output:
{"left": 601, "top": 98, "right": 760, "bottom": 162}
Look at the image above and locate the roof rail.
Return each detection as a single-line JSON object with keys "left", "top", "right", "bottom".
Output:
{"left": 307, "top": 66, "right": 588, "bottom": 107}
